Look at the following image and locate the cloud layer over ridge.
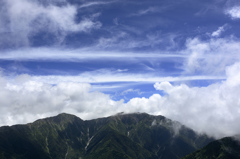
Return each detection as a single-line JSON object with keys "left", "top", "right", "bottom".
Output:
{"left": 1, "top": 0, "right": 240, "bottom": 139}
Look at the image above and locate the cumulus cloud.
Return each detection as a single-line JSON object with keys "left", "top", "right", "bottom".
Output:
{"left": 0, "top": 62, "right": 240, "bottom": 138}
{"left": 0, "top": 0, "right": 101, "bottom": 47}
{"left": 0, "top": 74, "right": 123, "bottom": 126}
{"left": 153, "top": 62, "right": 240, "bottom": 138}
{"left": 183, "top": 37, "right": 240, "bottom": 75}
{"left": 226, "top": 6, "right": 240, "bottom": 19}
{"left": 0, "top": 71, "right": 221, "bottom": 126}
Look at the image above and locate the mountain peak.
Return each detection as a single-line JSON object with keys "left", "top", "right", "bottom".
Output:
{"left": 0, "top": 113, "right": 214, "bottom": 159}
{"left": 30, "top": 113, "right": 83, "bottom": 127}
{"left": 111, "top": 112, "right": 163, "bottom": 119}
{"left": 55, "top": 112, "right": 81, "bottom": 120}
{"left": 45, "top": 113, "right": 83, "bottom": 123}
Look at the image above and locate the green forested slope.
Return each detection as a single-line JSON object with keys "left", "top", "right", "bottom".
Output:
{"left": 0, "top": 113, "right": 213, "bottom": 159}
{"left": 182, "top": 137, "right": 240, "bottom": 159}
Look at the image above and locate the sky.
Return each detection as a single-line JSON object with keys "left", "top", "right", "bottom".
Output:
{"left": 0, "top": 0, "right": 240, "bottom": 138}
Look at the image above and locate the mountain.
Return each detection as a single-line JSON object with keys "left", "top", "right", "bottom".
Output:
{"left": 0, "top": 113, "right": 213, "bottom": 159}
{"left": 182, "top": 136, "right": 240, "bottom": 159}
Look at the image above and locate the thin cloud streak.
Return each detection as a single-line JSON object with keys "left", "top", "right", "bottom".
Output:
{"left": 129, "top": 7, "right": 160, "bottom": 17}
{"left": 30, "top": 74, "right": 225, "bottom": 84}
{"left": 0, "top": 48, "right": 186, "bottom": 61}
{"left": 78, "top": 1, "right": 117, "bottom": 9}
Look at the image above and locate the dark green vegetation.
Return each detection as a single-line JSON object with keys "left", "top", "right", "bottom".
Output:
{"left": 182, "top": 136, "right": 240, "bottom": 159}
{"left": 0, "top": 113, "right": 213, "bottom": 159}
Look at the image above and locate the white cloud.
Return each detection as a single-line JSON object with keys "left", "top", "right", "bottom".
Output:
{"left": 130, "top": 7, "right": 159, "bottom": 16}
{"left": 183, "top": 37, "right": 240, "bottom": 75}
{"left": 0, "top": 72, "right": 224, "bottom": 126}
{"left": 226, "top": 6, "right": 240, "bottom": 19}
{"left": 42, "top": 5, "right": 101, "bottom": 32}
{"left": 0, "top": 0, "right": 101, "bottom": 47}
{"left": 0, "top": 75, "right": 123, "bottom": 126}
{"left": 30, "top": 73, "right": 224, "bottom": 84}
{"left": 0, "top": 48, "right": 186, "bottom": 61}
{"left": 153, "top": 62, "right": 240, "bottom": 138}
{"left": 129, "top": 6, "right": 169, "bottom": 17}
{"left": 211, "top": 25, "right": 227, "bottom": 37}
{"left": 79, "top": 1, "right": 116, "bottom": 9}
{"left": 120, "top": 89, "right": 143, "bottom": 95}
{"left": 2, "top": 36, "right": 239, "bottom": 79}
{"left": 0, "top": 62, "right": 240, "bottom": 139}
{"left": 95, "top": 29, "right": 173, "bottom": 50}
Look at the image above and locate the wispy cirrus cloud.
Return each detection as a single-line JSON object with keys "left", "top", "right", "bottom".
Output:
{"left": 79, "top": 1, "right": 117, "bottom": 9}
{"left": 2, "top": 36, "right": 240, "bottom": 78}
{"left": 129, "top": 7, "right": 160, "bottom": 16}
{"left": 30, "top": 73, "right": 225, "bottom": 84}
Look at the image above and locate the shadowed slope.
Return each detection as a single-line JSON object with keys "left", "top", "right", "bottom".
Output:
{"left": 182, "top": 136, "right": 240, "bottom": 159}
{"left": 0, "top": 113, "right": 214, "bottom": 159}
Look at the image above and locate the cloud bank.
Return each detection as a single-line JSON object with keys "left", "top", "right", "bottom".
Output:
{"left": 154, "top": 62, "right": 240, "bottom": 138}
{"left": 0, "top": 62, "right": 240, "bottom": 138}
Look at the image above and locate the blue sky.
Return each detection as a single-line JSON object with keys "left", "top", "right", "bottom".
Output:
{"left": 1, "top": 0, "right": 240, "bottom": 138}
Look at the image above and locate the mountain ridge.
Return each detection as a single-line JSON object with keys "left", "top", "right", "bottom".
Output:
{"left": 0, "top": 112, "right": 214, "bottom": 159}
{"left": 182, "top": 136, "right": 240, "bottom": 159}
